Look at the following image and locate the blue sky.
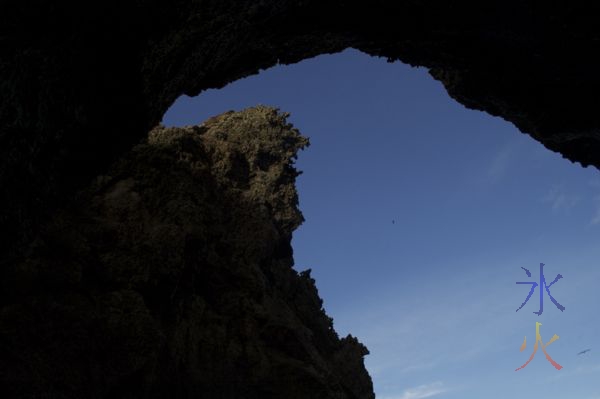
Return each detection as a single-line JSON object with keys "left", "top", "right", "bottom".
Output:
{"left": 163, "top": 49, "right": 600, "bottom": 399}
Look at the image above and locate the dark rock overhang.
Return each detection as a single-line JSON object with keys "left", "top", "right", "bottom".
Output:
{"left": 2, "top": 1, "right": 599, "bottom": 251}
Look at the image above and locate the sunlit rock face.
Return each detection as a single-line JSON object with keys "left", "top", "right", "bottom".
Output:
{"left": 0, "top": 106, "right": 374, "bottom": 398}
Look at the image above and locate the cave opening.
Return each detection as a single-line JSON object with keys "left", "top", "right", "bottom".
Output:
{"left": 161, "top": 48, "right": 600, "bottom": 399}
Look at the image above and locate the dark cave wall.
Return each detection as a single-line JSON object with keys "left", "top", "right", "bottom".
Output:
{"left": 2, "top": 1, "right": 600, "bottom": 397}
{"left": 3, "top": 1, "right": 600, "bottom": 257}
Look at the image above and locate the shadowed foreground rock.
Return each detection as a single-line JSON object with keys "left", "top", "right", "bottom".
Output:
{"left": 0, "top": 106, "right": 374, "bottom": 399}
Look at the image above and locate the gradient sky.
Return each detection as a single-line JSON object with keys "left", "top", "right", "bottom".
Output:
{"left": 162, "top": 49, "right": 600, "bottom": 399}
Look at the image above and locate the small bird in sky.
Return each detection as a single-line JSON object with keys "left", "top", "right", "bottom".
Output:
{"left": 392, "top": 220, "right": 395, "bottom": 224}
{"left": 577, "top": 349, "right": 591, "bottom": 355}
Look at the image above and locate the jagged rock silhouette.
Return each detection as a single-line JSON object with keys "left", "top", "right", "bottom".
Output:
{"left": 0, "top": 107, "right": 374, "bottom": 398}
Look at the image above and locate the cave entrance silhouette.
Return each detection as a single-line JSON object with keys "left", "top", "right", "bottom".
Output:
{"left": 161, "top": 48, "right": 600, "bottom": 399}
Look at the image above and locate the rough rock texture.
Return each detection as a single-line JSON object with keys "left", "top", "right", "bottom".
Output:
{"left": 0, "top": 106, "right": 374, "bottom": 398}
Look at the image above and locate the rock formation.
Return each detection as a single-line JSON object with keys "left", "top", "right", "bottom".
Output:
{"left": 3, "top": 2, "right": 600, "bottom": 259}
{"left": 0, "top": 106, "right": 374, "bottom": 398}
{"left": 3, "top": 1, "right": 600, "bottom": 397}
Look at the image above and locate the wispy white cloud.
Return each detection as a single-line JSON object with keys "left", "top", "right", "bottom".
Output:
{"left": 588, "top": 178, "right": 600, "bottom": 188}
{"left": 546, "top": 363, "right": 600, "bottom": 381}
{"left": 590, "top": 195, "right": 600, "bottom": 225}
{"left": 345, "top": 259, "right": 523, "bottom": 383}
{"left": 396, "top": 361, "right": 438, "bottom": 374}
{"left": 541, "top": 184, "right": 579, "bottom": 213}
{"left": 381, "top": 381, "right": 448, "bottom": 399}
{"left": 487, "top": 144, "right": 515, "bottom": 180}
{"left": 367, "top": 358, "right": 440, "bottom": 378}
